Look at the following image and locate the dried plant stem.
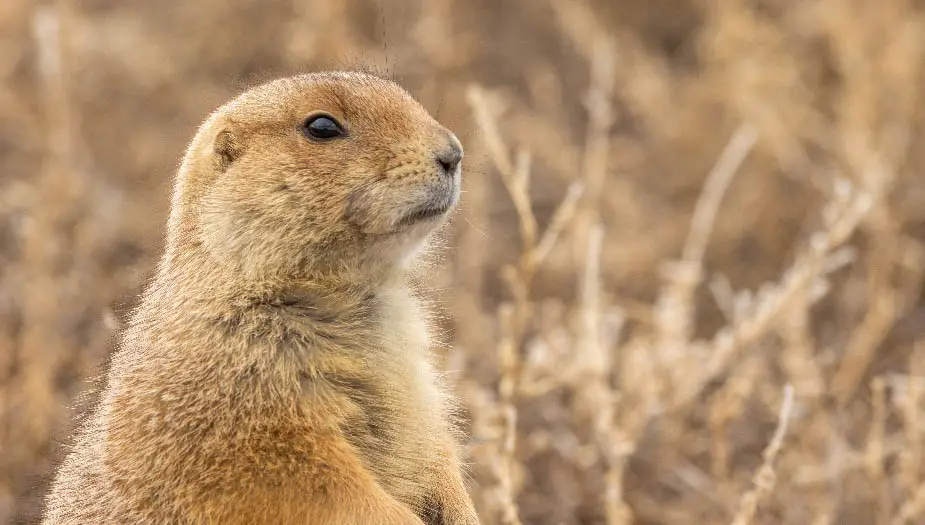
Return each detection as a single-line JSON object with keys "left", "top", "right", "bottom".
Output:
{"left": 708, "top": 354, "right": 761, "bottom": 479}
{"left": 780, "top": 285, "right": 825, "bottom": 398}
{"left": 730, "top": 384, "right": 795, "bottom": 525}
{"left": 468, "top": 82, "right": 528, "bottom": 525}
{"left": 579, "top": 224, "right": 631, "bottom": 525}
{"left": 869, "top": 377, "right": 892, "bottom": 525}
{"left": 566, "top": 31, "right": 617, "bottom": 290}
{"left": 900, "top": 344, "right": 925, "bottom": 500}
{"left": 683, "top": 124, "right": 760, "bottom": 264}
{"left": 467, "top": 84, "right": 584, "bottom": 525}
{"left": 532, "top": 184, "right": 584, "bottom": 266}
{"left": 567, "top": 35, "right": 624, "bottom": 524}
{"left": 831, "top": 204, "right": 901, "bottom": 403}
{"left": 654, "top": 123, "right": 757, "bottom": 401}
{"left": 659, "top": 124, "right": 758, "bottom": 339}
{"left": 17, "top": 1, "right": 79, "bottom": 447}
{"left": 579, "top": 36, "right": 617, "bottom": 209}
{"left": 495, "top": 304, "right": 522, "bottom": 525}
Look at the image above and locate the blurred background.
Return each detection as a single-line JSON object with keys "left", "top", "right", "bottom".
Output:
{"left": 2, "top": 0, "right": 925, "bottom": 523}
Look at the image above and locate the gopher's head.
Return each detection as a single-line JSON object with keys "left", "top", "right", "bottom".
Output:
{"left": 166, "top": 71, "right": 462, "bottom": 283}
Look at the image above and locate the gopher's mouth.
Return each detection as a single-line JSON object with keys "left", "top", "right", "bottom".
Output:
{"left": 398, "top": 201, "right": 453, "bottom": 226}
{"left": 397, "top": 181, "right": 459, "bottom": 226}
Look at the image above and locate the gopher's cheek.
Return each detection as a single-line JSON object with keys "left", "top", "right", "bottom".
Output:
{"left": 342, "top": 185, "right": 385, "bottom": 234}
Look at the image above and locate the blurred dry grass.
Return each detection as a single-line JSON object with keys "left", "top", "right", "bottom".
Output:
{"left": 2, "top": 0, "right": 925, "bottom": 523}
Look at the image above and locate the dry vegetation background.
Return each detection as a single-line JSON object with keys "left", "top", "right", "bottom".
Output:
{"left": 2, "top": 0, "right": 925, "bottom": 523}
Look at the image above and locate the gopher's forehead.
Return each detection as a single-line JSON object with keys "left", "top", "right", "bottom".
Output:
{"left": 301, "top": 73, "right": 424, "bottom": 121}
{"left": 223, "top": 72, "right": 428, "bottom": 131}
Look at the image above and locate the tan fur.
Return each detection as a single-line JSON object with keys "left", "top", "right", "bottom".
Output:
{"left": 42, "top": 71, "right": 479, "bottom": 525}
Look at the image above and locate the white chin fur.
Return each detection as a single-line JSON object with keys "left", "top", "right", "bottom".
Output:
{"left": 393, "top": 216, "right": 447, "bottom": 269}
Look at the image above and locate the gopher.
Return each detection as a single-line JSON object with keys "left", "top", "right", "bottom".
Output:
{"left": 43, "top": 71, "right": 479, "bottom": 525}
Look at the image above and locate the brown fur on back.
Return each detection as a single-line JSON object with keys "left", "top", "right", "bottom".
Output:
{"left": 42, "top": 72, "right": 478, "bottom": 525}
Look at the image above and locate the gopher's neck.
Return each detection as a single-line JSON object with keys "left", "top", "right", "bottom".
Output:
{"left": 150, "top": 246, "right": 415, "bottom": 332}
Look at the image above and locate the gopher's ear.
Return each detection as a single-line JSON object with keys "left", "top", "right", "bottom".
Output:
{"left": 213, "top": 128, "right": 244, "bottom": 172}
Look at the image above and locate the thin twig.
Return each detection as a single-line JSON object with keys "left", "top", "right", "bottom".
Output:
{"left": 730, "top": 384, "right": 795, "bottom": 525}
{"left": 682, "top": 124, "right": 760, "bottom": 264}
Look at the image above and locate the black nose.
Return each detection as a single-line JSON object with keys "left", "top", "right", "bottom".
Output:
{"left": 435, "top": 140, "right": 462, "bottom": 175}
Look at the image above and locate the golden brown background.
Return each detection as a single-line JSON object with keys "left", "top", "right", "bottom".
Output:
{"left": 3, "top": 0, "right": 925, "bottom": 524}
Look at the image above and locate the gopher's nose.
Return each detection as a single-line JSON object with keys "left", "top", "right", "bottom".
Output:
{"left": 435, "top": 139, "right": 463, "bottom": 176}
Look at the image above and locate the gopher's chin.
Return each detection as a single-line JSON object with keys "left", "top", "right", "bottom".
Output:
{"left": 359, "top": 196, "right": 458, "bottom": 269}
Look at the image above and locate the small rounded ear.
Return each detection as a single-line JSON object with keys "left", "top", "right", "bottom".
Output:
{"left": 214, "top": 128, "right": 243, "bottom": 172}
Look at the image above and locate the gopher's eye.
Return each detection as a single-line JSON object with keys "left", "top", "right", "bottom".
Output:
{"left": 301, "top": 115, "right": 344, "bottom": 141}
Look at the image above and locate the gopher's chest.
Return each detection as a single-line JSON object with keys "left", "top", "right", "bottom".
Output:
{"left": 329, "top": 358, "right": 449, "bottom": 504}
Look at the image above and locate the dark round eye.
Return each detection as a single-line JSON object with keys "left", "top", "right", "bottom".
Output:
{"left": 301, "top": 115, "right": 344, "bottom": 141}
